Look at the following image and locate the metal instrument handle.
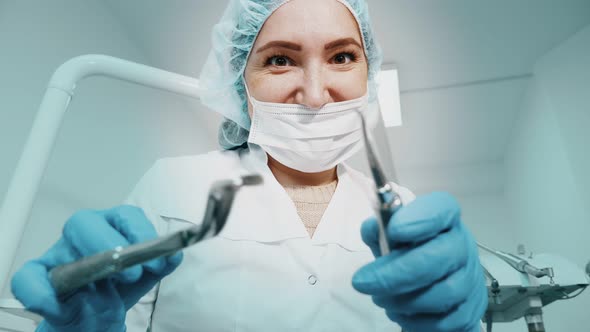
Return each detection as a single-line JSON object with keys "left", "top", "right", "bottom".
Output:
{"left": 49, "top": 227, "right": 195, "bottom": 299}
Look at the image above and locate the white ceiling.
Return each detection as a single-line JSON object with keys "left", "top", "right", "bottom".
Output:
{"left": 101, "top": 0, "right": 590, "bottom": 191}
{"left": 372, "top": 0, "right": 590, "bottom": 90}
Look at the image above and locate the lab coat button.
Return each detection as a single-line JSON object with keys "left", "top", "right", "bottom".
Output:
{"left": 308, "top": 275, "right": 318, "bottom": 285}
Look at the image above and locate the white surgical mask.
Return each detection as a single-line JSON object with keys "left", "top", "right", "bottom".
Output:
{"left": 246, "top": 89, "right": 378, "bottom": 173}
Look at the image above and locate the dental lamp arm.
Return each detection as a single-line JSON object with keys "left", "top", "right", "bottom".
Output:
{"left": 0, "top": 55, "right": 204, "bottom": 293}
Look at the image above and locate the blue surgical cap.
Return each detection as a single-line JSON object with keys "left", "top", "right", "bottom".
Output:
{"left": 199, "top": 0, "right": 383, "bottom": 149}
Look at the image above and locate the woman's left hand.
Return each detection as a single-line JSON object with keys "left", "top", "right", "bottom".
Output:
{"left": 352, "top": 192, "right": 488, "bottom": 332}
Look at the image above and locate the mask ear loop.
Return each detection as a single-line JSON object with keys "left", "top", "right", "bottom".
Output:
{"left": 242, "top": 78, "right": 251, "bottom": 99}
{"left": 242, "top": 77, "right": 262, "bottom": 108}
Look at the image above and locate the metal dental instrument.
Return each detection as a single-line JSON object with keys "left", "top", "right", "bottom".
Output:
{"left": 357, "top": 111, "right": 407, "bottom": 332}
{"left": 357, "top": 112, "right": 403, "bottom": 256}
{"left": 477, "top": 242, "right": 555, "bottom": 283}
{"left": 49, "top": 174, "right": 263, "bottom": 299}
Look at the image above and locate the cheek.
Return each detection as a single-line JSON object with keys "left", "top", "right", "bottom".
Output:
{"left": 248, "top": 73, "right": 297, "bottom": 103}
{"left": 330, "top": 67, "right": 369, "bottom": 99}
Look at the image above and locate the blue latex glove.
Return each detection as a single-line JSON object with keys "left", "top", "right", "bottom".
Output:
{"left": 352, "top": 192, "right": 487, "bottom": 332}
{"left": 11, "top": 205, "right": 183, "bottom": 332}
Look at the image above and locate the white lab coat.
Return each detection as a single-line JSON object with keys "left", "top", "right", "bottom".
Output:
{"left": 124, "top": 144, "right": 415, "bottom": 332}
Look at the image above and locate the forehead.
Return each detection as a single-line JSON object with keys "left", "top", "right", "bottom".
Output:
{"left": 254, "top": 0, "right": 363, "bottom": 48}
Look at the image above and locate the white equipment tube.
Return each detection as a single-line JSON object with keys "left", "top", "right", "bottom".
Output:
{"left": 0, "top": 54, "right": 203, "bottom": 294}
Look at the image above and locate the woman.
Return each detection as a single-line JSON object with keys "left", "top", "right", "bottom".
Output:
{"left": 11, "top": 0, "right": 487, "bottom": 331}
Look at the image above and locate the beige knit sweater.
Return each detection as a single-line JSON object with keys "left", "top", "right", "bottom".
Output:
{"left": 283, "top": 179, "right": 338, "bottom": 238}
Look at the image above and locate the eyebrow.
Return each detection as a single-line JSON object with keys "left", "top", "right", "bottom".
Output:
{"left": 255, "top": 38, "right": 363, "bottom": 54}
{"left": 324, "top": 38, "right": 363, "bottom": 51}
{"left": 256, "top": 41, "right": 302, "bottom": 53}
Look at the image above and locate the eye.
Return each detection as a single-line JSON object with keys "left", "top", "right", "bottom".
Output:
{"left": 266, "top": 55, "right": 293, "bottom": 67}
{"left": 332, "top": 52, "right": 357, "bottom": 65}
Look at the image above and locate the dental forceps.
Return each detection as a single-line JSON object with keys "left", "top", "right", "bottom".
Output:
{"left": 357, "top": 113, "right": 403, "bottom": 256}
{"left": 49, "top": 174, "right": 263, "bottom": 299}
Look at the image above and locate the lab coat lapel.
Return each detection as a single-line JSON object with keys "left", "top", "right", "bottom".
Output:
{"left": 311, "top": 164, "right": 374, "bottom": 252}
{"left": 219, "top": 144, "right": 309, "bottom": 242}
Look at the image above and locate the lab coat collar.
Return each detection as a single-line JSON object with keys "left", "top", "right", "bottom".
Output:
{"left": 231, "top": 143, "right": 372, "bottom": 252}
{"left": 157, "top": 143, "right": 372, "bottom": 252}
{"left": 310, "top": 163, "right": 374, "bottom": 252}
{"left": 218, "top": 143, "right": 311, "bottom": 242}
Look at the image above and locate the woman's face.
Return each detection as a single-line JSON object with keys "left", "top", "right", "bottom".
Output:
{"left": 244, "top": 0, "right": 368, "bottom": 115}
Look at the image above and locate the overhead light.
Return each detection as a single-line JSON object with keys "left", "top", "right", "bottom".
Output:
{"left": 376, "top": 66, "right": 402, "bottom": 127}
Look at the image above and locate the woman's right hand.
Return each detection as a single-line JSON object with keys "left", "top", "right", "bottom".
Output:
{"left": 11, "top": 205, "right": 183, "bottom": 332}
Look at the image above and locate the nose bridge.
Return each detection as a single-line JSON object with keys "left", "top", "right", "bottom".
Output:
{"left": 300, "top": 61, "right": 329, "bottom": 109}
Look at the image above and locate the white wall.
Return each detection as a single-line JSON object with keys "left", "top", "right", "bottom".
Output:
{"left": 504, "top": 24, "right": 590, "bottom": 331}
{"left": 396, "top": 23, "right": 590, "bottom": 332}
{"left": 0, "top": 1, "right": 216, "bottom": 329}
{"left": 397, "top": 162, "right": 519, "bottom": 249}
